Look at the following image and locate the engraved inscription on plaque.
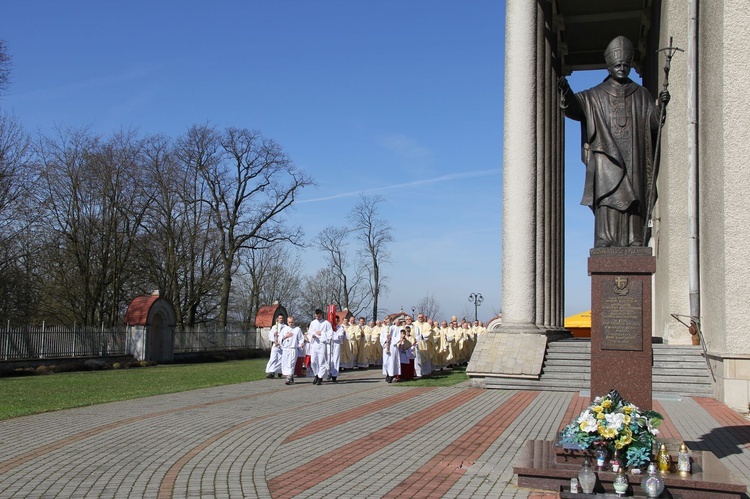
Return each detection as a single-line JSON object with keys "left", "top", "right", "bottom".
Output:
{"left": 601, "top": 278, "right": 643, "bottom": 351}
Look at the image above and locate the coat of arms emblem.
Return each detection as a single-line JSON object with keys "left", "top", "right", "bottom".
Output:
{"left": 614, "top": 276, "right": 629, "bottom": 295}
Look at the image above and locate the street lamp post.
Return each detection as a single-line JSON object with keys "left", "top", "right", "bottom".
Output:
{"left": 468, "top": 292, "right": 484, "bottom": 322}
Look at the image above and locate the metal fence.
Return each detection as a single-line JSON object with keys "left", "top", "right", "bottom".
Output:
{"left": 1, "top": 324, "right": 127, "bottom": 361}
{"left": 1, "top": 323, "right": 260, "bottom": 361}
{"left": 174, "top": 328, "right": 260, "bottom": 353}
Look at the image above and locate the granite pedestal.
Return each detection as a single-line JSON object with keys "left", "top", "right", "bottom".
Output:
{"left": 589, "top": 247, "right": 655, "bottom": 411}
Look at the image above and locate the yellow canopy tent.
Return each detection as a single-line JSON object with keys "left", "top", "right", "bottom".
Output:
{"left": 564, "top": 310, "right": 591, "bottom": 338}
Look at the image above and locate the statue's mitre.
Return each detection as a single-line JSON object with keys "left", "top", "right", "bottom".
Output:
{"left": 604, "top": 36, "right": 634, "bottom": 66}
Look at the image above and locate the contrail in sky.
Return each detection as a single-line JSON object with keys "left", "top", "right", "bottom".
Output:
{"left": 298, "top": 168, "right": 501, "bottom": 204}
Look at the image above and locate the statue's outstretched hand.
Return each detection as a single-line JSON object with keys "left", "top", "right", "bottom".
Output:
{"left": 660, "top": 89, "right": 671, "bottom": 107}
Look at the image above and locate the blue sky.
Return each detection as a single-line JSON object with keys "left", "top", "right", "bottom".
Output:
{"left": 1, "top": 0, "right": 602, "bottom": 323}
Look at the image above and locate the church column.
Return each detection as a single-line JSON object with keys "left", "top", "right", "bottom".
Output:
{"left": 557, "top": 68, "right": 566, "bottom": 327}
{"left": 543, "top": 8, "right": 556, "bottom": 329}
{"left": 501, "top": 0, "right": 539, "bottom": 330}
{"left": 546, "top": 2, "right": 565, "bottom": 330}
{"left": 535, "top": 2, "right": 547, "bottom": 328}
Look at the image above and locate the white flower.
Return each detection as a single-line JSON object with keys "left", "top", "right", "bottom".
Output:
{"left": 647, "top": 420, "right": 660, "bottom": 436}
{"left": 605, "top": 412, "right": 625, "bottom": 430}
{"left": 577, "top": 411, "right": 598, "bottom": 433}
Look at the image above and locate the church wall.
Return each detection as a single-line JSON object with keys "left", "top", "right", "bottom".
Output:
{"left": 698, "top": 0, "right": 727, "bottom": 356}
{"left": 697, "top": 0, "right": 750, "bottom": 410}
{"left": 630, "top": 0, "right": 750, "bottom": 407}
{"left": 718, "top": 2, "right": 750, "bottom": 356}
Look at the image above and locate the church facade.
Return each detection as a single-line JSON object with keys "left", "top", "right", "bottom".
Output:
{"left": 498, "top": 0, "right": 750, "bottom": 409}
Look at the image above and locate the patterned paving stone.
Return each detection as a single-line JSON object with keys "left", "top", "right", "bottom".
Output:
{"left": 0, "top": 369, "right": 749, "bottom": 498}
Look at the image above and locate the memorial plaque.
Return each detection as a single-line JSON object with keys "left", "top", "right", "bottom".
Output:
{"left": 600, "top": 277, "right": 643, "bottom": 351}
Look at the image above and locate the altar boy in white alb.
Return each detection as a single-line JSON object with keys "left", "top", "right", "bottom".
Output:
{"left": 280, "top": 316, "right": 304, "bottom": 385}
{"left": 330, "top": 321, "right": 346, "bottom": 382}
{"left": 265, "top": 314, "right": 284, "bottom": 378}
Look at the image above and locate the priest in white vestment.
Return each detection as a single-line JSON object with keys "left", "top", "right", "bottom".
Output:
{"left": 308, "top": 309, "right": 333, "bottom": 385}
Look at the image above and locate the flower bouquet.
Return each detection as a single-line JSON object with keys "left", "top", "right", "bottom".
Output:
{"left": 559, "top": 389, "right": 664, "bottom": 469}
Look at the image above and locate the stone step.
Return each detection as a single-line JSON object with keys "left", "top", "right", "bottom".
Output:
{"left": 546, "top": 344, "right": 591, "bottom": 352}
{"left": 545, "top": 347, "right": 590, "bottom": 355}
{"left": 655, "top": 361, "right": 709, "bottom": 368}
{"left": 653, "top": 355, "right": 707, "bottom": 363}
{"left": 652, "top": 362, "right": 708, "bottom": 376}
{"left": 484, "top": 379, "right": 713, "bottom": 396}
{"left": 653, "top": 371, "right": 712, "bottom": 381}
{"left": 657, "top": 360, "right": 711, "bottom": 366}
{"left": 541, "top": 367, "right": 711, "bottom": 376}
{"left": 653, "top": 344, "right": 703, "bottom": 350}
{"left": 651, "top": 369, "right": 713, "bottom": 383}
{"left": 546, "top": 341, "right": 591, "bottom": 348}
{"left": 653, "top": 346, "right": 704, "bottom": 355}
{"left": 540, "top": 370, "right": 591, "bottom": 380}
{"left": 483, "top": 379, "right": 713, "bottom": 396}
{"left": 474, "top": 340, "right": 714, "bottom": 397}
{"left": 544, "top": 355, "right": 591, "bottom": 363}
{"left": 653, "top": 382, "right": 714, "bottom": 395}
{"left": 484, "top": 377, "right": 588, "bottom": 391}
{"left": 543, "top": 364, "right": 593, "bottom": 373}
{"left": 653, "top": 368, "right": 712, "bottom": 376}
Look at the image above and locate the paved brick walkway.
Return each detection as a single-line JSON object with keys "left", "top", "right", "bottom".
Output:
{"left": 0, "top": 368, "right": 749, "bottom": 498}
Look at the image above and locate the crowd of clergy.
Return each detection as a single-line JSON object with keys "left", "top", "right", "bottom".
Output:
{"left": 265, "top": 310, "right": 488, "bottom": 385}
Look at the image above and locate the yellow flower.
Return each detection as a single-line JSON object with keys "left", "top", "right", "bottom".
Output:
{"left": 615, "top": 427, "right": 633, "bottom": 448}
{"left": 601, "top": 399, "right": 613, "bottom": 409}
{"left": 623, "top": 405, "right": 634, "bottom": 414}
{"left": 592, "top": 405, "right": 604, "bottom": 413}
{"left": 617, "top": 431, "right": 632, "bottom": 448}
{"left": 596, "top": 412, "right": 606, "bottom": 420}
{"left": 623, "top": 415, "right": 631, "bottom": 425}
{"left": 599, "top": 426, "right": 617, "bottom": 439}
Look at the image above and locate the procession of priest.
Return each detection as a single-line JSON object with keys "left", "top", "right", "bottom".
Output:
{"left": 265, "top": 310, "right": 487, "bottom": 385}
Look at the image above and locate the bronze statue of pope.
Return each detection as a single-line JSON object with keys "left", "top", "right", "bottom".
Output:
{"left": 559, "top": 36, "right": 670, "bottom": 248}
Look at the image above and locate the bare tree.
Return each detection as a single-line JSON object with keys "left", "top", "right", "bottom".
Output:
{"left": 0, "top": 112, "right": 34, "bottom": 255}
{"left": 192, "top": 125, "right": 312, "bottom": 328}
{"left": 348, "top": 194, "right": 392, "bottom": 321}
{"left": 318, "top": 226, "right": 370, "bottom": 317}
{"left": 37, "top": 127, "right": 150, "bottom": 326}
{"left": 139, "top": 133, "right": 223, "bottom": 328}
{"left": 0, "top": 230, "right": 43, "bottom": 324}
{"left": 458, "top": 305, "right": 474, "bottom": 323}
{"left": 233, "top": 244, "right": 304, "bottom": 327}
{"left": 0, "top": 40, "right": 11, "bottom": 95}
{"left": 301, "top": 267, "right": 341, "bottom": 318}
{"left": 414, "top": 293, "right": 442, "bottom": 322}
{"left": 0, "top": 114, "right": 42, "bottom": 324}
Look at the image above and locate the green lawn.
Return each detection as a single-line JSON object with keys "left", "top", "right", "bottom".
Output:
{"left": 0, "top": 361, "right": 468, "bottom": 421}
{"left": 0, "top": 359, "right": 267, "bottom": 420}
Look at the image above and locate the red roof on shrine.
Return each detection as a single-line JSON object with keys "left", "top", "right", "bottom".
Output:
{"left": 124, "top": 294, "right": 161, "bottom": 326}
{"left": 255, "top": 303, "right": 287, "bottom": 328}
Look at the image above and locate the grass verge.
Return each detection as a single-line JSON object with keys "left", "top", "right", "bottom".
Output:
{"left": 0, "top": 361, "right": 468, "bottom": 421}
{"left": 0, "top": 359, "right": 267, "bottom": 421}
